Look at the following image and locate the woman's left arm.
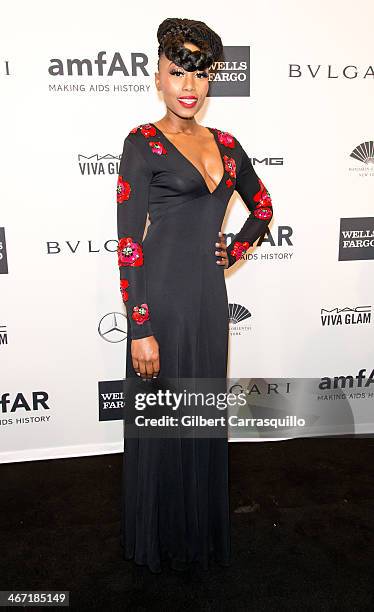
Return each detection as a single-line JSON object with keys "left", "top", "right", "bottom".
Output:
{"left": 226, "top": 147, "right": 274, "bottom": 268}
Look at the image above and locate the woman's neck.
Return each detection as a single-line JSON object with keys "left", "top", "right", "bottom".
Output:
{"left": 155, "top": 113, "right": 200, "bottom": 135}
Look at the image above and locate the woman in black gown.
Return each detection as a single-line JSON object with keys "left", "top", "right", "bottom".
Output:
{"left": 116, "top": 18, "right": 273, "bottom": 573}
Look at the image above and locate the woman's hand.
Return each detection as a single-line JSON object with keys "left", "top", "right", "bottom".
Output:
{"left": 131, "top": 336, "right": 160, "bottom": 380}
{"left": 215, "top": 231, "right": 229, "bottom": 269}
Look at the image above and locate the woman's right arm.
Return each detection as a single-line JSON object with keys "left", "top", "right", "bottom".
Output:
{"left": 116, "top": 135, "right": 159, "bottom": 378}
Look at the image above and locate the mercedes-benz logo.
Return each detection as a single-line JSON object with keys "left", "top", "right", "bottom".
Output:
{"left": 98, "top": 312, "right": 127, "bottom": 343}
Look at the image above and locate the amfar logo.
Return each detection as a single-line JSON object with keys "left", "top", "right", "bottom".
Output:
{"left": 0, "top": 227, "right": 8, "bottom": 274}
{"left": 319, "top": 369, "right": 374, "bottom": 391}
{"left": 229, "top": 303, "right": 252, "bottom": 336}
{"left": 289, "top": 65, "right": 374, "bottom": 79}
{"left": 78, "top": 153, "right": 120, "bottom": 176}
{"left": 338, "top": 218, "right": 374, "bottom": 261}
{"left": 49, "top": 51, "right": 149, "bottom": 77}
{"left": 321, "top": 306, "right": 372, "bottom": 326}
{"left": 0, "top": 392, "right": 51, "bottom": 427}
{"left": 349, "top": 141, "right": 374, "bottom": 178}
{"left": 226, "top": 225, "right": 292, "bottom": 262}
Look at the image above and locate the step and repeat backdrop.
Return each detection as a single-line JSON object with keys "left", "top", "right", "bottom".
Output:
{"left": 1, "top": 1, "right": 373, "bottom": 462}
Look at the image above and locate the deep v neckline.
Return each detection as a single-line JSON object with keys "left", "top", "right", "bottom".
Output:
{"left": 149, "top": 122, "right": 225, "bottom": 196}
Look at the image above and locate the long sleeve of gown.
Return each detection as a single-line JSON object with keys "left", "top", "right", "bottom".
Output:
{"left": 226, "top": 145, "right": 274, "bottom": 268}
{"left": 116, "top": 136, "right": 154, "bottom": 340}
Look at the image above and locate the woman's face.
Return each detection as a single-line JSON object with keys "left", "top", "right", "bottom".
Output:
{"left": 155, "top": 42, "right": 210, "bottom": 119}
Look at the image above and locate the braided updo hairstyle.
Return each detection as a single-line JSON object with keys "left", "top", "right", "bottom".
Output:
{"left": 157, "top": 18, "right": 224, "bottom": 73}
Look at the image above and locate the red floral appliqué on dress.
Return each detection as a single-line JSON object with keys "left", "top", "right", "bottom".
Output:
{"left": 210, "top": 129, "right": 237, "bottom": 188}
{"left": 129, "top": 123, "right": 157, "bottom": 137}
{"left": 221, "top": 155, "right": 236, "bottom": 189}
{"left": 117, "top": 237, "right": 144, "bottom": 267}
{"left": 254, "top": 207, "right": 272, "bottom": 220}
{"left": 231, "top": 241, "right": 250, "bottom": 261}
{"left": 140, "top": 124, "right": 157, "bottom": 138}
{"left": 120, "top": 278, "right": 129, "bottom": 302}
{"left": 117, "top": 176, "right": 131, "bottom": 204}
{"left": 132, "top": 303, "right": 150, "bottom": 325}
{"left": 149, "top": 141, "right": 167, "bottom": 156}
{"left": 223, "top": 155, "right": 236, "bottom": 178}
{"left": 252, "top": 178, "right": 273, "bottom": 220}
{"left": 213, "top": 129, "right": 236, "bottom": 149}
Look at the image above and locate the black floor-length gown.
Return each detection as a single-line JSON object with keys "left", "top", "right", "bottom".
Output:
{"left": 116, "top": 122, "right": 273, "bottom": 573}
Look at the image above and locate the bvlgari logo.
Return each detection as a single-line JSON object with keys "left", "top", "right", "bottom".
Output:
{"left": 78, "top": 153, "right": 120, "bottom": 176}
{"left": 45, "top": 240, "right": 117, "bottom": 255}
{"left": 348, "top": 141, "right": 374, "bottom": 178}
{"left": 289, "top": 65, "right": 374, "bottom": 79}
{"left": 321, "top": 306, "right": 372, "bottom": 326}
{"left": 98, "top": 312, "right": 127, "bottom": 343}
